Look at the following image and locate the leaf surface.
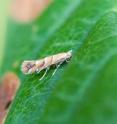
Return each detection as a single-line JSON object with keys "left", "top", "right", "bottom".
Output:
{"left": 1, "top": 0, "right": 117, "bottom": 124}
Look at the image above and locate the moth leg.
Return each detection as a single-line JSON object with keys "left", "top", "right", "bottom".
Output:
{"left": 39, "top": 67, "right": 50, "bottom": 80}
{"left": 66, "top": 57, "right": 72, "bottom": 63}
{"left": 52, "top": 61, "right": 63, "bottom": 76}
{"left": 36, "top": 68, "right": 41, "bottom": 74}
{"left": 66, "top": 59, "right": 70, "bottom": 63}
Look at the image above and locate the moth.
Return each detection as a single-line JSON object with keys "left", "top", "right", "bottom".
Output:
{"left": 21, "top": 50, "right": 72, "bottom": 80}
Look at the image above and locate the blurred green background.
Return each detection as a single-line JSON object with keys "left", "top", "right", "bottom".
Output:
{"left": 0, "top": 0, "right": 117, "bottom": 124}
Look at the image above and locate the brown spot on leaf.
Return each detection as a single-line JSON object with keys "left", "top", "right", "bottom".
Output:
{"left": 9, "top": 0, "right": 52, "bottom": 23}
{"left": 0, "top": 72, "right": 20, "bottom": 124}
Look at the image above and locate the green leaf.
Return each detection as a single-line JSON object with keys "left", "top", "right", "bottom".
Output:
{"left": 0, "top": 1, "right": 9, "bottom": 69}
{"left": 2, "top": 0, "right": 117, "bottom": 124}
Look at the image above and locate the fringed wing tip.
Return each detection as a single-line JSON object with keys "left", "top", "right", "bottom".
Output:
{"left": 21, "top": 61, "right": 29, "bottom": 74}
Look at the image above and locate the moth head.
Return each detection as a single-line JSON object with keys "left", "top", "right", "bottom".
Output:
{"left": 67, "top": 50, "right": 72, "bottom": 58}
